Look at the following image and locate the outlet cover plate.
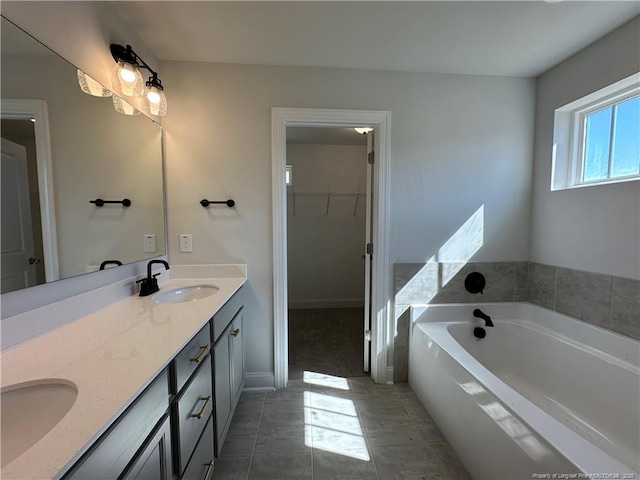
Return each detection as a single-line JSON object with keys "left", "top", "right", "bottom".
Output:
{"left": 179, "top": 234, "right": 192, "bottom": 252}
{"left": 143, "top": 234, "right": 156, "bottom": 253}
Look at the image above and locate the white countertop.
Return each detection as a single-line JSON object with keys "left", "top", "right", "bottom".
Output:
{"left": 0, "top": 268, "right": 246, "bottom": 480}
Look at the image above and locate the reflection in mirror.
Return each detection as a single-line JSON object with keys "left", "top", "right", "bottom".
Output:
{"left": 0, "top": 16, "right": 166, "bottom": 294}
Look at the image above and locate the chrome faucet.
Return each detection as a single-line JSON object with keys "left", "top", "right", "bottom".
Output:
{"left": 473, "top": 308, "right": 494, "bottom": 327}
{"left": 137, "top": 260, "right": 170, "bottom": 297}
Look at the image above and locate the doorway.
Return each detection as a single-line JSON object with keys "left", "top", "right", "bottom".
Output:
{"left": 1, "top": 99, "right": 59, "bottom": 285}
{"left": 271, "top": 108, "right": 392, "bottom": 389}
{"left": 285, "top": 126, "right": 369, "bottom": 380}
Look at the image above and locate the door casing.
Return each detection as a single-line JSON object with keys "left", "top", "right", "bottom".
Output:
{"left": 271, "top": 107, "right": 392, "bottom": 388}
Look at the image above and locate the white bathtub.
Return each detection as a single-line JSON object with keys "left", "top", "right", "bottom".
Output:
{"left": 408, "top": 303, "right": 640, "bottom": 480}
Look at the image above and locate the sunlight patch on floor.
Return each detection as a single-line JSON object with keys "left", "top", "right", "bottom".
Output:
{"left": 303, "top": 371, "right": 350, "bottom": 390}
{"left": 302, "top": 371, "right": 370, "bottom": 461}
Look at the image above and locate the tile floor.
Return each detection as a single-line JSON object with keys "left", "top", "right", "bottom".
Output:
{"left": 212, "top": 375, "right": 471, "bottom": 480}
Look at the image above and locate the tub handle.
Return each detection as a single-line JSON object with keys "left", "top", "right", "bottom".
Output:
{"left": 464, "top": 272, "right": 485, "bottom": 294}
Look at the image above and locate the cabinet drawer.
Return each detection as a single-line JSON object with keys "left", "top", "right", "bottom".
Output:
{"left": 63, "top": 369, "right": 169, "bottom": 480}
{"left": 173, "top": 324, "right": 211, "bottom": 394}
{"left": 175, "top": 360, "right": 213, "bottom": 475}
{"left": 211, "top": 287, "right": 243, "bottom": 343}
{"left": 180, "top": 416, "right": 214, "bottom": 480}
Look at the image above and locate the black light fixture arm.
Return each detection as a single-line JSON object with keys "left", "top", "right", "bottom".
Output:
{"left": 110, "top": 43, "right": 161, "bottom": 83}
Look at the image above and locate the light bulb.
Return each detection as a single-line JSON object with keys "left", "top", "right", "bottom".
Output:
{"left": 120, "top": 67, "right": 137, "bottom": 83}
{"left": 142, "top": 84, "right": 167, "bottom": 116}
{"left": 147, "top": 90, "right": 161, "bottom": 104}
{"left": 111, "top": 60, "right": 144, "bottom": 98}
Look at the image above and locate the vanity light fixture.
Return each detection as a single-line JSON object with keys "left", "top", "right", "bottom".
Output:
{"left": 110, "top": 43, "right": 167, "bottom": 116}
{"left": 77, "top": 69, "right": 112, "bottom": 97}
{"left": 354, "top": 127, "right": 373, "bottom": 134}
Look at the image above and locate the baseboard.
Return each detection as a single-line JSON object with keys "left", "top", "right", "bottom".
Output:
{"left": 288, "top": 298, "right": 365, "bottom": 309}
{"left": 244, "top": 372, "right": 275, "bottom": 390}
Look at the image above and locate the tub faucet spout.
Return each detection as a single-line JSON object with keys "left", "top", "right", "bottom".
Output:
{"left": 473, "top": 308, "right": 494, "bottom": 327}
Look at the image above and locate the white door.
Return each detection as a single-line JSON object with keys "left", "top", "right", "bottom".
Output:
{"left": 1, "top": 137, "right": 38, "bottom": 293}
{"left": 363, "top": 131, "right": 374, "bottom": 372}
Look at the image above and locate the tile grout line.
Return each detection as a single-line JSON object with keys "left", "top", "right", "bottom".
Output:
{"left": 244, "top": 392, "right": 266, "bottom": 480}
{"left": 351, "top": 380, "right": 382, "bottom": 480}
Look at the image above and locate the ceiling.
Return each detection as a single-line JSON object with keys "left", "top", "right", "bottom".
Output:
{"left": 112, "top": 1, "right": 638, "bottom": 78}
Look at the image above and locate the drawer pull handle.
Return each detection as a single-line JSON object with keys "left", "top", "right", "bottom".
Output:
{"left": 231, "top": 328, "right": 240, "bottom": 337}
{"left": 191, "top": 395, "right": 212, "bottom": 419}
{"left": 190, "top": 345, "right": 210, "bottom": 363}
{"left": 202, "top": 461, "right": 214, "bottom": 480}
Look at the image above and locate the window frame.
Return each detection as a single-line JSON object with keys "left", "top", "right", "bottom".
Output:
{"left": 551, "top": 73, "right": 640, "bottom": 191}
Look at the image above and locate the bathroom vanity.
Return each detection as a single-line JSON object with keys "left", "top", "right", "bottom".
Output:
{"left": 0, "top": 268, "right": 247, "bottom": 480}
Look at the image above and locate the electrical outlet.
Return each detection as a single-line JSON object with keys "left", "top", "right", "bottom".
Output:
{"left": 143, "top": 234, "right": 156, "bottom": 253}
{"left": 179, "top": 234, "right": 192, "bottom": 253}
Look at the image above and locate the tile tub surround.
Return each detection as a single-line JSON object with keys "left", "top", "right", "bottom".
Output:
{"left": 213, "top": 377, "right": 471, "bottom": 480}
{"left": 394, "top": 261, "right": 529, "bottom": 307}
{"left": 0, "top": 270, "right": 246, "bottom": 480}
{"left": 393, "top": 262, "right": 639, "bottom": 380}
{"left": 393, "top": 261, "right": 528, "bottom": 382}
{"left": 528, "top": 262, "right": 640, "bottom": 340}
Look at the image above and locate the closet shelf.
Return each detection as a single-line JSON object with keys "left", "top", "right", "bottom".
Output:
{"left": 287, "top": 192, "right": 366, "bottom": 216}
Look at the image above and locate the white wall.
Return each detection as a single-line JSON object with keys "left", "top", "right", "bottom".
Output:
{"left": 286, "top": 144, "right": 367, "bottom": 307}
{"left": 161, "top": 61, "right": 536, "bottom": 375}
{"left": 530, "top": 16, "right": 640, "bottom": 280}
{"left": 1, "top": 2, "right": 166, "bottom": 320}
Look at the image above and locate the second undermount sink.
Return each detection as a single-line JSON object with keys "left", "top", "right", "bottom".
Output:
{"left": 1, "top": 379, "right": 78, "bottom": 467}
{"left": 153, "top": 285, "right": 219, "bottom": 304}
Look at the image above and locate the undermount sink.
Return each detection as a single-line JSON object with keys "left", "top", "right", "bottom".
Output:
{"left": 153, "top": 285, "right": 219, "bottom": 304}
{"left": 1, "top": 379, "right": 78, "bottom": 467}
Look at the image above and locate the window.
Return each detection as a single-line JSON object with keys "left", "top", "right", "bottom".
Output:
{"left": 552, "top": 74, "right": 640, "bottom": 191}
{"left": 285, "top": 165, "right": 293, "bottom": 186}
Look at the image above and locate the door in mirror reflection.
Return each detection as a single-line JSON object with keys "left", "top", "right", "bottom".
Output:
{"left": 1, "top": 135, "right": 43, "bottom": 293}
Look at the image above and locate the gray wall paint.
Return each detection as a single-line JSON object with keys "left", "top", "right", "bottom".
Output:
{"left": 286, "top": 144, "right": 367, "bottom": 307}
{"left": 530, "top": 16, "right": 640, "bottom": 280}
{"left": 161, "top": 61, "right": 536, "bottom": 375}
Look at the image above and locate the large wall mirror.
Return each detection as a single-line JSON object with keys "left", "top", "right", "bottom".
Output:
{"left": 1, "top": 16, "right": 166, "bottom": 294}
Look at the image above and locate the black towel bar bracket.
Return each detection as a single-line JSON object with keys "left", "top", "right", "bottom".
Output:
{"left": 90, "top": 198, "right": 131, "bottom": 207}
{"left": 200, "top": 199, "right": 235, "bottom": 208}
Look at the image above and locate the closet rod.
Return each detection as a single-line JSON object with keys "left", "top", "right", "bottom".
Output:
{"left": 288, "top": 192, "right": 366, "bottom": 217}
